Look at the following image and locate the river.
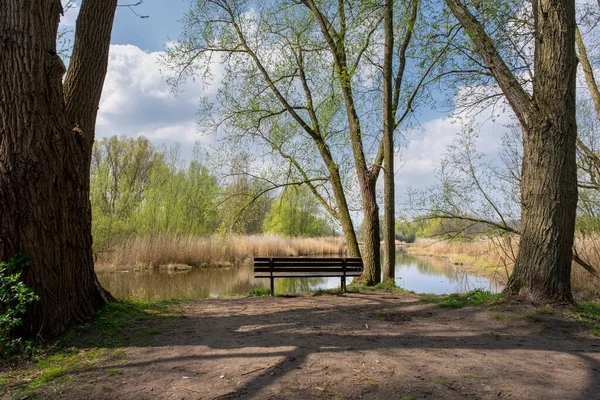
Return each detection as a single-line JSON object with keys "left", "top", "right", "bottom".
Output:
{"left": 97, "top": 250, "right": 504, "bottom": 301}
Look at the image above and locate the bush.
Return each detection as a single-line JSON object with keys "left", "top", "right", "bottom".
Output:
{"left": 0, "top": 253, "right": 39, "bottom": 357}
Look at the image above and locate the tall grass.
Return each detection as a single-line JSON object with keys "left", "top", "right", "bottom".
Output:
{"left": 408, "top": 237, "right": 516, "bottom": 277}
{"left": 571, "top": 234, "right": 600, "bottom": 300}
{"left": 95, "top": 234, "right": 346, "bottom": 272}
{"left": 409, "top": 236, "right": 600, "bottom": 300}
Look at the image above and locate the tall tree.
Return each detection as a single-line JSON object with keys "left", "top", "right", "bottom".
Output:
{"left": 382, "top": 0, "right": 395, "bottom": 281}
{"left": 166, "top": 0, "right": 436, "bottom": 284}
{"left": 444, "top": 0, "right": 578, "bottom": 302}
{"left": 0, "top": 0, "right": 117, "bottom": 336}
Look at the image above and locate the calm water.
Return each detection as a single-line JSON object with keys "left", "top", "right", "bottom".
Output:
{"left": 97, "top": 250, "right": 504, "bottom": 301}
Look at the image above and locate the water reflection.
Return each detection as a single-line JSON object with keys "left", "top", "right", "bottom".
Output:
{"left": 97, "top": 266, "right": 260, "bottom": 301}
{"left": 97, "top": 250, "right": 503, "bottom": 301}
{"left": 393, "top": 251, "right": 504, "bottom": 294}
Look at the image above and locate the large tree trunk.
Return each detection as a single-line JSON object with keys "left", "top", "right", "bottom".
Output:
{"left": 382, "top": 0, "right": 395, "bottom": 281}
{"left": 505, "top": 123, "right": 577, "bottom": 302}
{"left": 445, "top": 0, "right": 577, "bottom": 303}
{"left": 504, "top": 0, "right": 577, "bottom": 303}
{"left": 360, "top": 179, "right": 381, "bottom": 285}
{"left": 0, "top": 0, "right": 117, "bottom": 338}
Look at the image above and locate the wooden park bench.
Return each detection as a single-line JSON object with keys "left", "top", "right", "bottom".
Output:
{"left": 254, "top": 257, "right": 363, "bottom": 295}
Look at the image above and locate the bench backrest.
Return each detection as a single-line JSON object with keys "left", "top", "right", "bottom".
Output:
{"left": 254, "top": 257, "right": 363, "bottom": 277}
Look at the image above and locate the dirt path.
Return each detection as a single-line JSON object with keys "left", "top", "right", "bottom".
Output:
{"left": 16, "top": 292, "right": 600, "bottom": 399}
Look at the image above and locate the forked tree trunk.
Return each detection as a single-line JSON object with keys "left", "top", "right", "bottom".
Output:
{"left": 0, "top": 0, "right": 117, "bottom": 338}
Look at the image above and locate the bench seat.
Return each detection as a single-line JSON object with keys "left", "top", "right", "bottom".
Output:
{"left": 254, "top": 257, "right": 363, "bottom": 295}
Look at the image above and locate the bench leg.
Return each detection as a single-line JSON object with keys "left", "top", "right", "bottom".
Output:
{"left": 270, "top": 277, "right": 274, "bottom": 296}
{"left": 341, "top": 277, "right": 346, "bottom": 294}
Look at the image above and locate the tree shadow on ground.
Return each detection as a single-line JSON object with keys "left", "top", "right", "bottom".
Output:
{"left": 17, "top": 293, "right": 600, "bottom": 399}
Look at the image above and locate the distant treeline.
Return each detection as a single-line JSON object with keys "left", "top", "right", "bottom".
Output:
{"left": 90, "top": 136, "right": 336, "bottom": 251}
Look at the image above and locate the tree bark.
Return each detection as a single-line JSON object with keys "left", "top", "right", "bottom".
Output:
{"left": 0, "top": 0, "right": 117, "bottom": 338}
{"left": 382, "top": 0, "right": 395, "bottom": 281}
{"left": 445, "top": 0, "right": 577, "bottom": 303}
{"left": 505, "top": 0, "right": 577, "bottom": 303}
{"left": 361, "top": 179, "right": 381, "bottom": 285}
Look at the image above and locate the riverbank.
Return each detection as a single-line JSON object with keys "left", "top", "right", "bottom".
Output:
{"left": 408, "top": 238, "right": 600, "bottom": 301}
{"left": 406, "top": 239, "right": 511, "bottom": 282}
{"left": 2, "top": 291, "right": 599, "bottom": 400}
{"left": 95, "top": 235, "right": 346, "bottom": 272}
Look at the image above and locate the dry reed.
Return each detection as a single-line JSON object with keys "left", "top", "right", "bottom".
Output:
{"left": 409, "top": 236, "right": 600, "bottom": 300}
{"left": 95, "top": 234, "right": 346, "bottom": 272}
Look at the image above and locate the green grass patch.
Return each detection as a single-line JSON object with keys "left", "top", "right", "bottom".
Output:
{"left": 313, "top": 284, "right": 362, "bottom": 296}
{"left": 350, "top": 278, "right": 412, "bottom": 294}
{"left": 342, "top": 283, "right": 362, "bottom": 293}
{"left": 1, "top": 347, "right": 116, "bottom": 399}
{"left": 420, "top": 289, "right": 502, "bottom": 308}
{"left": 248, "top": 287, "right": 271, "bottom": 297}
{"left": 1, "top": 299, "right": 183, "bottom": 398}
{"left": 564, "top": 302, "right": 600, "bottom": 336}
{"left": 86, "top": 300, "right": 182, "bottom": 346}
{"left": 107, "top": 368, "right": 122, "bottom": 376}
{"left": 580, "top": 302, "right": 600, "bottom": 320}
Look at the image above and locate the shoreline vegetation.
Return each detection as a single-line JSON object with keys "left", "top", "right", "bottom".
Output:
{"left": 408, "top": 238, "right": 600, "bottom": 301}
{"left": 94, "top": 233, "right": 599, "bottom": 301}
{"left": 94, "top": 234, "right": 347, "bottom": 272}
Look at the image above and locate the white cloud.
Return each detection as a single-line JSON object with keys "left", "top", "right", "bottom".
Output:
{"left": 97, "top": 44, "right": 517, "bottom": 196}
{"left": 395, "top": 96, "right": 515, "bottom": 192}
{"left": 97, "top": 44, "right": 221, "bottom": 157}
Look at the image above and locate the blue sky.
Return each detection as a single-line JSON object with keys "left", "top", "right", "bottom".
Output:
{"left": 60, "top": 0, "right": 514, "bottom": 202}
{"left": 110, "top": 1, "right": 187, "bottom": 52}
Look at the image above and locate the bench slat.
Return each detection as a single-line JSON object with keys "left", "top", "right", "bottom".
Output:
{"left": 254, "top": 263, "right": 361, "bottom": 268}
{"left": 255, "top": 272, "right": 362, "bottom": 278}
{"left": 254, "top": 257, "right": 361, "bottom": 262}
{"left": 254, "top": 261, "right": 362, "bottom": 267}
{"left": 254, "top": 267, "right": 362, "bottom": 273}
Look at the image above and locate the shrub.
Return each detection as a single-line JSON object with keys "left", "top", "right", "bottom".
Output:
{"left": 0, "top": 253, "right": 39, "bottom": 357}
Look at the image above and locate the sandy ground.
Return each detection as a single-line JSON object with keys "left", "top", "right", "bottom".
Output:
{"left": 12, "top": 292, "right": 600, "bottom": 399}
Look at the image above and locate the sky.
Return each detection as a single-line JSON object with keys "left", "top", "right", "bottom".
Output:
{"left": 60, "top": 0, "right": 514, "bottom": 207}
